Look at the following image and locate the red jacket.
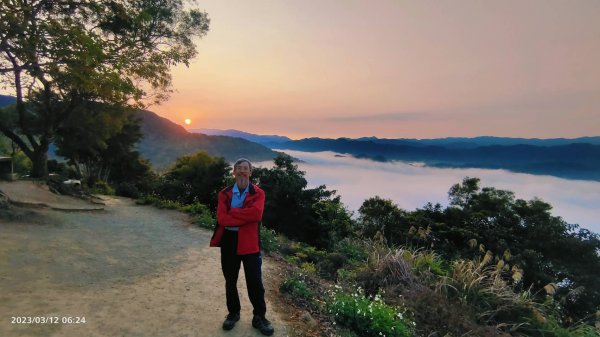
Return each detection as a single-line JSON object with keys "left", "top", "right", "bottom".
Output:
{"left": 210, "top": 183, "right": 265, "bottom": 255}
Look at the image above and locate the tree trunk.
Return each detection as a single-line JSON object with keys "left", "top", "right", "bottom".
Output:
{"left": 31, "top": 147, "right": 48, "bottom": 178}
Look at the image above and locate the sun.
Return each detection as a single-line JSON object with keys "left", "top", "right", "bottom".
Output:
{"left": 184, "top": 118, "right": 191, "bottom": 125}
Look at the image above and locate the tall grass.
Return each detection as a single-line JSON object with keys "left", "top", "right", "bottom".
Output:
{"left": 436, "top": 251, "right": 542, "bottom": 332}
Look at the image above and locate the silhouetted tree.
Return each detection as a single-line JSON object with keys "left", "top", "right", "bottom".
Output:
{"left": 0, "top": 0, "right": 210, "bottom": 177}
{"left": 253, "top": 154, "right": 353, "bottom": 249}
{"left": 357, "top": 177, "right": 600, "bottom": 322}
{"left": 155, "top": 151, "right": 229, "bottom": 209}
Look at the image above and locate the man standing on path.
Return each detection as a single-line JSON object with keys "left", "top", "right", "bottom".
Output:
{"left": 210, "top": 158, "right": 274, "bottom": 336}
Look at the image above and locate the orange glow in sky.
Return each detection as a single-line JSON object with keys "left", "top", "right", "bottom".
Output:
{"left": 155, "top": 1, "right": 600, "bottom": 139}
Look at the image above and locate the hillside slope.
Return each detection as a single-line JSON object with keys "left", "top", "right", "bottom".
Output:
{"left": 0, "top": 95, "right": 279, "bottom": 169}
{"left": 189, "top": 128, "right": 291, "bottom": 148}
{"left": 135, "top": 110, "right": 279, "bottom": 169}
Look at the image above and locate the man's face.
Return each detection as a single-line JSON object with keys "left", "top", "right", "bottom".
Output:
{"left": 234, "top": 162, "right": 251, "bottom": 185}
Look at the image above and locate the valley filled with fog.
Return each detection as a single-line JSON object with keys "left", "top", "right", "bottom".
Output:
{"left": 257, "top": 150, "right": 600, "bottom": 233}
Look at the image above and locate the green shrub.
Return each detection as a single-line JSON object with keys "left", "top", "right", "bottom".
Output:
{"left": 569, "top": 324, "right": 600, "bottom": 337}
{"left": 136, "top": 194, "right": 158, "bottom": 205}
{"left": 181, "top": 202, "right": 211, "bottom": 215}
{"left": 153, "top": 152, "right": 228, "bottom": 209}
{"left": 295, "top": 251, "right": 308, "bottom": 260}
{"left": 284, "top": 255, "right": 300, "bottom": 265}
{"left": 524, "top": 318, "right": 600, "bottom": 337}
{"left": 398, "top": 249, "right": 446, "bottom": 279}
{"left": 280, "top": 273, "right": 313, "bottom": 300}
{"left": 279, "top": 240, "right": 328, "bottom": 265}
{"left": 327, "top": 286, "right": 414, "bottom": 337}
{"left": 278, "top": 238, "right": 296, "bottom": 256}
{"left": 193, "top": 211, "right": 216, "bottom": 230}
{"left": 137, "top": 197, "right": 217, "bottom": 228}
{"left": 156, "top": 199, "right": 182, "bottom": 209}
{"left": 317, "top": 252, "right": 348, "bottom": 280}
{"left": 336, "top": 268, "right": 358, "bottom": 282}
{"left": 115, "top": 182, "right": 141, "bottom": 198}
{"left": 91, "top": 180, "right": 115, "bottom": 195}
{"left": 300, "top": 262, "right": 317, "bottom": 274}
{"left": 290, "top": 242, "right": 327, "bottom": 263}
{"left": 136, "top": 194, "right": 182, "bottom": 209}
{"left": 335, "top": 238, "right": 369, "bottom": 263}
{"left": 260, "top": 226, "right": 280, "bottom": 254}
{"left": 12, "top": 151, "right": 32, "bottom": 176}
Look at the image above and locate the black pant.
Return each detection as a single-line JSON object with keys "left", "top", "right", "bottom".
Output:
{"left": 220, "top": 229, "right": 266, "bottom": 317}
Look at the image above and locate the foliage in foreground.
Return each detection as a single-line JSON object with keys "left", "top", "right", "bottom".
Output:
{"left": 252, "top": 154, "right": 353, "bottom": 250}
{"left": 153, "top": 152, "right": 229, "bottom": 210}
{"left": 134, "top": 153, "right": 599, "bottom": 336}
{"left": 271, "top": 232, "right": 599, "bottom": 337}
{"left": 357, "top": 177, "right": 600, "bottom": 323}
{"left": 0, "top": 135, "right": 31, "bottom": 175}
{"left": 327, "top": 287, "right": 414, "bottom": 337}
{"left": 0, "top": 0, "right": 210, "bottom": 177}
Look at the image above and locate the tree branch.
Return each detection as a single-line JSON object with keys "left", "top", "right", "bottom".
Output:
{"left": 0, "top": 126, "right": 34, "bottom": 159}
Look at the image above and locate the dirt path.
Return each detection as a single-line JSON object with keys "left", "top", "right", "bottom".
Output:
{"left": 0, "top": 196, "right": 292, "bottom": 337}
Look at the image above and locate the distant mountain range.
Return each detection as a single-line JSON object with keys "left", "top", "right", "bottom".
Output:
{"left": 0, "top": 95, "right": 278, "bottom": 169}
{"left": 199, "top": 128, "right": 600, "bottom": 181}
{"left": 189, "top": 128, "right": 291, "bottom": 148}
{"left": 280, "top": 137, "right": 600, "bottom": 181}
{"left": 355, "top": 136, "right": 600, "bottom": 148}
{"left": 190, "top": 128, "right": 600, "bottom": 149}
{"left": 3, "top": 94, "right": 599, "bottom": 180}
{"left": 134, "top": 111, "right": 279, "bottom": 169}
{"left": 0, "top": 95, "right": 15, "bottom": 107}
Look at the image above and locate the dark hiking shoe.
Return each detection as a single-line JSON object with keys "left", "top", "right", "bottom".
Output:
{"left": 222, "top": 312, "right": 240, "bottom": 330}
{"left": 252, "top": 315, "right": 274, "bottom": 336}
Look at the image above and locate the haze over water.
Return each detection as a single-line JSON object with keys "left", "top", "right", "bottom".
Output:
{"left": 259, "top": 150, "right": 600, "bottom": 234}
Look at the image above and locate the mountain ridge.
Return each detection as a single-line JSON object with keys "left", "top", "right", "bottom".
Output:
{"left": 134, "top": 110, "right": 279, "bottom": 169}
{"left": 0, "top": 95, "right": 279, "bottom": 169}
{"left": 279, "top": 137, "right": 600, "bottom": 181}
{"left": 189, "top": 128, "right": 291, "bottom": 147}
{"left": 2, "top": 95, "right": 598, "bottom": 178}
{"left": 150, "top": 127, "right": 600, "bottom": 180}
{"left": 192, "top": 127, "right": 600, "bottom": 148}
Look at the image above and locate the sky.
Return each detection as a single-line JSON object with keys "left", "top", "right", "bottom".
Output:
{"left": 157, "top": 0, "right": 600, "bottom": 139}
{"left": 4, "top": 1, "right": 599, "bottom": 139}
{"left": 155, "top": 0, "right": 600, "bottom": 139}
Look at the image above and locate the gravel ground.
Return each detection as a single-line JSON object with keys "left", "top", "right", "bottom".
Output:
{"left": 0, "top": 196, "right": 292, "bottom": 337}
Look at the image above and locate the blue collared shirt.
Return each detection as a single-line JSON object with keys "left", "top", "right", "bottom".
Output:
{"left": 225, "top": 183, "right": 249, "bottom": 231}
